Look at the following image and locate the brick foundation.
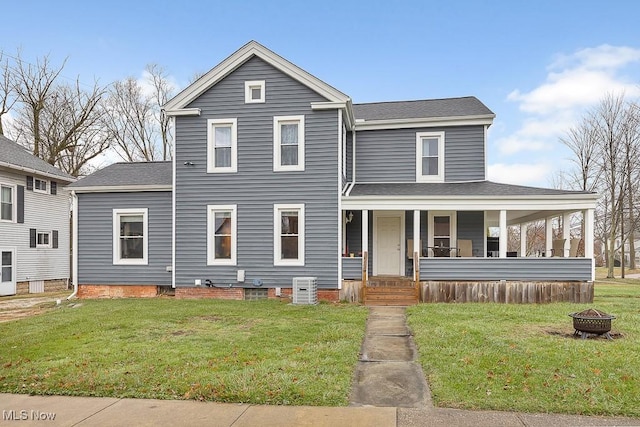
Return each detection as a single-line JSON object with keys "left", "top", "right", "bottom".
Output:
{"left": 78, "top": 284, "right": 158, "bottom": 299}
{"left": 175, "top": 287, "right": 244, "bottom": 300}
{"left": 16, "top": 279, "right": 69, "bottom": 295}
{"left": 173, "top": 287, "right": 339, "bottom": 302}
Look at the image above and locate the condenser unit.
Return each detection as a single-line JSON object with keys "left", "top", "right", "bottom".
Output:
{"left": 292, "top": 277, "right": 318, "bottom": 305}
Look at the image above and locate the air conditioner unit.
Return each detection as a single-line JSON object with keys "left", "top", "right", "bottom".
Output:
{"left": 292, "top": 277, "right": 318, "bottom": 305}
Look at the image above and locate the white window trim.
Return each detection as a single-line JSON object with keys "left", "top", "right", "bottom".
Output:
{"left": 112, "top": 208, "right": 148, "bottom": 265}
{"left": 0, "top": 183, "right": 16, "bottom": 223}
{"left": 273, "top": 115, "right": 305, "bottom": 172}
{"left": 207, "top": 118, "right": 238, "bottom": 173}
{"left": 244, "top": 80, "right": 265, "bottom": 104}
{"left": 416, "top": 131, "right": 445, "bottom": 182}
{"left": 273, "top": 203, "right": 305, "bottom": 266}
{"left": 33, "top": 178, "right": 49, "bottom": 194}
{"left": 427, "top": 211, "right": 457, "bottom": 254}
{"left": 207, "top": 204, "right": 237, "bottom": 266}
{"left": 36, "top": 231, "right": 52, "bottom": 248}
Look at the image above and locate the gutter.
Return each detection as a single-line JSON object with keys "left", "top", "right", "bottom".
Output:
{"left": 0, "top": 160, "right": 76, "bottom": 183}
{"left": 67, "top": 190, "right": 79, "bottom": 300}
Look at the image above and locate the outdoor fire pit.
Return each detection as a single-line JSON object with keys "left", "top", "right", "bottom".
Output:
{"left": 569, "top": 308, "right": 616, "bottom": 340}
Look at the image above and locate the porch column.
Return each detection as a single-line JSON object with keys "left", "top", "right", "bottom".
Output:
{"left": 361, "top": 209, "right": 369, "bottom": 256}
{"left": 584, "top": 209, "right": 595, "bottom": 281}
{"left": 413, "top": 210, "right": 420, "bottom": 281}
{"left": 545, "top": 217, "right": 553, "bottom": 257}
{"left": 563, "top": 212, "right": 571, "bottom": 256}
{"left": 499, "top": 210, "right": 507, "bottom": 258}
{"left": 520, "top": 222, "right": 527, "bottom": 257}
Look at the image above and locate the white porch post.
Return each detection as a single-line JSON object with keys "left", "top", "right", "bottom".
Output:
{"left": 413, "top": 210, "right": 420, "bottom": 280}
{"left": 563, "top": 212, "right": 571, "bottom": 256}
{"left": 499, "top": 210, "right": 507, "bottom": 258}
{"left": 362, "top": 209, "right": 369, "bottom": 282}
{"left": 520, "top": 222, "right": 527, "bottom": 257}
{"left": 545, "top": 217, "right": 553, "bottom": 257}
{"left": 584, "top": 209, "right": 595, "bottom": 281}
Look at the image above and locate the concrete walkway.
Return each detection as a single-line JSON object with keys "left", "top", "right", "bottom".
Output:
{"left": 350, "top": 306, "right": 431, "bottom": 407}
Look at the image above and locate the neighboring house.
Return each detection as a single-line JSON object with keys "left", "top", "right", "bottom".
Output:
{"left": 0, "top": 135, "right": 75, "bottom": 296}
{"left": 68, "top": 41, "right": 599, "bottom": 304}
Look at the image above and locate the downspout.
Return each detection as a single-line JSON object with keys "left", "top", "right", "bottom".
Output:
{"left": 67, "top": 190, "right": 78, "bottom": 300}
{"left": 171, "top": 116, "right": 177, "bottom": 288}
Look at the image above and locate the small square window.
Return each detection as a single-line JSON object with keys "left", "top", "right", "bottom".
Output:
{"left": 34, "top": 178, "right": 48, "bottom": 194}
{"left": 244, "top": 80, "right": 265, "bottom": 103}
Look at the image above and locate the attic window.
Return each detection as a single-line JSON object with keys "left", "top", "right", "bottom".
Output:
{"left": 245, "top": 80, "right": 265, "bottom": 103}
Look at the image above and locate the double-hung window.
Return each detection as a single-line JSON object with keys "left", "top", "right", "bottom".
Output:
{"left": 273, "top": 115, "right": 305, "bottom": 171}
{"left": 113, "top": 208, "right": 148, "bottom": 265}
{"left": 207, "top": 118, "right": 237, "bottom": 173}
{"left": 416, "top": 131, "right": 445, "bottom": 182}
{"left": 274, "top": 204, "right": 305, "bottom": 266}
{"left": 0, "top": 184, "right": 13, "bottom": 222}
{"left": 207, "top": 205, "right": 237, "bottom": 265}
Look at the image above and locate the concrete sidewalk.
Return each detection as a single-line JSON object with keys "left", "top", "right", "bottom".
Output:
{"left": 3, "top": 393, "right": 640, "bottom": 427}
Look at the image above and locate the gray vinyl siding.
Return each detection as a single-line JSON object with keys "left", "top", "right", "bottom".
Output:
{"left": 346, "top": 132, "right": 353, "bottom": 183}
{"left": 457, "top": 211, "right": 484, "bottom": 256}
{"left": 77, "top": 192, "right": 171, "bottom": 285}
{"left": 342, "top": 257, "right": 362, "bottom": 280}
{"left": 355, "top": 126, "right": 485, "bottom": 183}
{"left": 419, "top": 258, "right": 592, "bottom": 281}
{"left": 176, "top": 56, "right": 339, "bottom": 289}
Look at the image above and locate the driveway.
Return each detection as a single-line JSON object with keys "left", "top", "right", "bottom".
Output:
{"left": 0, "top": 292, "right": 68, "bottom": 322}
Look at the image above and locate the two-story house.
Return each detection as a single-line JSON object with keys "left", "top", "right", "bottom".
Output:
{"left": 68, "top": 41, "right": 599, "bottom": 304}
{"left": 0, "top": 135, "right": 75, "bottom": 296}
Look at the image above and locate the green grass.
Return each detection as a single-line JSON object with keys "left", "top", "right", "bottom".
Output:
{"left": 0, "top": 299, "right": 367, "bottom": 406}
{"left": 407, "top": 281, "right": 640, "bottom": 417}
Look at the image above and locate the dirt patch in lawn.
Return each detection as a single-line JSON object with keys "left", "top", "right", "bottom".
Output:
{"left": 0, "top": 293, "right": 68, "bottom": 323}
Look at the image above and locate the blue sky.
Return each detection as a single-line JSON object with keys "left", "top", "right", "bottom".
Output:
{"left": 2, "top": 0, "right": 640, "bottom": 186}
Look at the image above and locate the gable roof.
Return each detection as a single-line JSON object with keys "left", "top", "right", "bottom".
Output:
{"left": 67, "top": 161, "right": 172, "bottom": 192}
{"left": 353, "top": 97, "right": 494, "bottom": 121}
{"left": 0, "top": 135, "right": 75, "bottom": 182}
{"left": 164, "top": 40, "right": 350, "bottom": 114}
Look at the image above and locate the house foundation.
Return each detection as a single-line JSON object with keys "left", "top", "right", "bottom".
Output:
{"left": 16, "top": 279, "right": 69, "bottom": 295}
{"left": 77, "top": 284, "right": 159, "bottom": 298}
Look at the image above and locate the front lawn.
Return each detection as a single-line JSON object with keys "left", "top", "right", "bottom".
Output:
{"left": 0, "top": 299, "right": 367, "bottom": 406}
{"left": 408, "top": 281, "right": 640, "bottom": 417}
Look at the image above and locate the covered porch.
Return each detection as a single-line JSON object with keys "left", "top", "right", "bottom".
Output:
{"left": 339, "top": 182, "right": 599, "bottom": 304}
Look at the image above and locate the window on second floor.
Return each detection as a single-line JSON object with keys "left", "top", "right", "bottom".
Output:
{"left": 273, "top": 115, "right": 305, "bottom": 172}
{"left": 416, "top": 131, "right": 445, "bottom": 182}
{"left": 207, "top": 118, "right": 238, "bottom": 173}
{"left": 1, "top": 184, "right": 13, "bottom": 222}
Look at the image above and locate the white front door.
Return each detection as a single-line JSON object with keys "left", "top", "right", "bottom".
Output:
{"left": 374, "top": 212, "right": 404, "bottom": 275}
{"left": 0, "top": 248, "right": 16, "bottom": 296}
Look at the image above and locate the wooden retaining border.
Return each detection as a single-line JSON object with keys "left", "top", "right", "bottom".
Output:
{"left": 420, "top": 280, "right": 594, "bottom": 304}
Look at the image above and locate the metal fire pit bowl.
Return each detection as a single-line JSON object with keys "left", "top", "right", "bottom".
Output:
{"left": 569, "top": 308, "right": 616, "bottom": 340}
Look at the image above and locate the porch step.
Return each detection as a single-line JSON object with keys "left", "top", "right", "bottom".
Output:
{"left": 364, "top": 286, "right": 419, "bottom": 306}
{"left": 368, "top": 276, "right": 415, "bottom": 288}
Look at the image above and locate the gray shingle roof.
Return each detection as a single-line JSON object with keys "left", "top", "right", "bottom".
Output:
{"left": 67, "top": 161, "right": 172, "bottom": 188}
{"left": 348, "top": 181, "right": 595, "bottom": 197}
{"left": 353, "top": 96, "right": 495, "bottom": 121}
{"left": 0, "top": 135, "right": 75, "bottom": 182}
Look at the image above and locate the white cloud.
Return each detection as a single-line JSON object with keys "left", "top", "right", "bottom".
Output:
{"left": 496, "top": 44, "right": 640, "bottom": 158}
{"left": 488, "top": 162, "right": 553, "bottom": 186}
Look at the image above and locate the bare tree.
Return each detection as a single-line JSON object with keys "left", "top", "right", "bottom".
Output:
{"left": 0, "top": 52, "right": 17, "bottom": 136}
{"left": 104, "top": 64, "right": 175, "bottom": 162}
{"left": 10, "top": 53, "right": 66, "bottom": 157}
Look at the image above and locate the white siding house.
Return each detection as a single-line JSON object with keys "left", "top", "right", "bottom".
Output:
{"left": 0, "top": 135, "right": 75, "bottom": 296}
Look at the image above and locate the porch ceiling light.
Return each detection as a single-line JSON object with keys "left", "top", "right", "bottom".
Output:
{"left": 346, "top": 211, "right": 354, "bottom": 223}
